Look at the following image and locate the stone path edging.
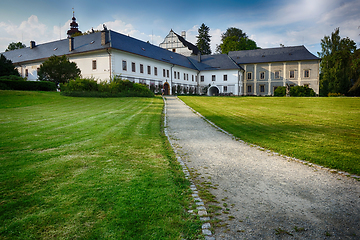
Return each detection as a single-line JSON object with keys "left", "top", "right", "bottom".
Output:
{"left": 162, "top": 97, "right": 215, "bottom": 240}
{"left": 175, "top": 97, "right": 360, "bottom": 180}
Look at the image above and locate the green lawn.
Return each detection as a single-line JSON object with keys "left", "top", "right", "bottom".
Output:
{"left": 0, "top": 91, "right": 201, "bottom": 239}
{"left": 179, "top": 96, "right": 360, "bottom": 175}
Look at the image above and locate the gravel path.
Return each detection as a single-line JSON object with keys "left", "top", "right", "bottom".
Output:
{"left": 164, "top": 96, "right": 360, "bottom": 240}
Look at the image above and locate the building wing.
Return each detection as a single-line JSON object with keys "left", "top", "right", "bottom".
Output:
{"left": 228, "top": 45, "right": 320, "bottom": 64}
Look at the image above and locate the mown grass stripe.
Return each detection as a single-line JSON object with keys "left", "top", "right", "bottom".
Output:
{"left": 0, "top": 91, "right": 202, "bottom": 239}
{"left": 179, "top": 96, "right": 360, "bottom": 175}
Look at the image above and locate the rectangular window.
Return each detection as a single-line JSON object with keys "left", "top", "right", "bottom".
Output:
{"left": 192, "top": 75, "right": 194, "bottom": 82}
{"left": 260, "top": 85, "right": 265, "bottom": 93}
{"left": 177, "top": 72, "right": 180, "bottom": 79}
{"left": 147, "top": 65, "right": 151, "bottom": 75}
{"left": 247, "top": 85, "right": 252, "bottom": 93}
{"left": 290, "top": 70, "right": 295, "bottom": 78}
{"left": 154, "top": 67, "right": 158, "bottom": 76}
{"left": 275, "top": 71, "right": 280, "bottom": 79}
{"left": 25, "top": 69, "right": 28, "bottom": 77}
{"left": 223, "top": 75, "right": 227, "bottom": 81}
{"left": 212, "top": 75, "right": 216, "bottom": 81}
{"left": 163, "top": 69, "right": 166, "bottom": 77}
{"left": 122, "top": 60, "right": 127, "bottom": 71}
{"left": 201, "top": 75, "right": 204, "bottom": 82}
{"left": 304, "top": 84, "right": 309, "bottom": 88}
{"left": 92, "top": 60, "right": 97, "bottom": 70}
{"left": 247, "top": 72, "right": 252, "bottom": 80}
{"left": 167, "top": 70, "right": 169, "bottom": 78}
{"left": 304, "top": 70, "right": 310, "bottom": 78}
{"left": 184, "top": 73, "right": 186, "bottom": 80}
{"left": 224, "top": 86, "right": 227, "bottom": 92}
{"left": 132, "top": 62, "right": 136, "bottom": 72}
{"left": 187, "top": 74, "right": 189, "bottom": 81}
{"left": 140, "top": 64, "right": 144, "bottom": 73}
{"left": 260, "top": 72, "right": 265, "bottom": 80}
{"left": 174, "top": 71, "right": 176, "bottom": 79}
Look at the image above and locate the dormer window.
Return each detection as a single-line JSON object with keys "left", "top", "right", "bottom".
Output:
{"left": 54, "top": 47, "right": 58, "bottom": 51}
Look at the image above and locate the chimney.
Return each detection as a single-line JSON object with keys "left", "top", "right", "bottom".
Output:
{"left": 181, "top": 31, "right": 186, "bottom": 39}
{"left": 30, "top": 41, "right": 36, "bottom": 49}
{"left": 69, "top": 37, "right": 74, "bottom": 51}
{"left": 101, "top": 30, "right": 109, "bottom": 45}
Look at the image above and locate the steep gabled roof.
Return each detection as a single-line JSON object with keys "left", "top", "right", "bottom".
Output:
{"left": 1, "top": 32, "right": 108, "bottom": 64}
{"left": 1, "top": 30, "right": 197, "bottom": 70}
{"left": 109, "top": 31, "right": 197, "bottom": 70}
{"left": 228, "top": 45, "right": 320, "bottom": 64}
{"left": 188, "top": 54, "right": 240, "bottom": 71}
{"left": 173, "top": 31, "right": 199, "bottom": 55}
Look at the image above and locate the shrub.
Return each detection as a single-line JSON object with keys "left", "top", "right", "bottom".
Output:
{"left": 61, "top": 77, "right": 154, "bottom": 98}
{"left": 0, "top": 75, "right": 26, "bottom": 81}
{"left": 328, "top": 92, "right": 342, "bottom": 97}
{"left": 0, "top": 80, "right": 56, "bottom": 91}
{"left": 274, "top": 86, "right": 286, "bottom": 96}
{"left": 290, "top": 86, "right": 316, "bottom": 97}
{"left": 62, "top": 77, "right": 98, "bottom": 92}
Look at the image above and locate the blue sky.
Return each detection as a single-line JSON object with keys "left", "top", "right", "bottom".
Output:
{"left": 1, "top": 0, "right": 359, "bottom": 55}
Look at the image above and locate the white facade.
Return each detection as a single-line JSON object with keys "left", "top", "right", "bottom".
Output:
{"left": 159, "top": 30, "right": 196, "bottom": 57}
{"left": 242, "top": 60, "right": 319, "bottom": 95}
{"left": 5, "top": 29, "right": 319, "bottom": 96}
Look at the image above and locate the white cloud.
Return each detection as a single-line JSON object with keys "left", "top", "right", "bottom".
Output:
{"left": 0, "top": 15, "right": 58, "bottom": 52}
{"left": 95, "top": 19, "right": 164, "bottom": 45}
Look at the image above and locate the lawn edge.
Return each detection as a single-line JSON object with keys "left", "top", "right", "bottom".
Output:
{"left": 162, "top": 96, "right": 214, "bottom": 240}
{"left": 176, "top": 97, "right": 360, "bottom": 181}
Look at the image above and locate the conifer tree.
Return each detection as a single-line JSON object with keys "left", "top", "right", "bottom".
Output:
{"left": 196, "top": 23, "right": 211, "bottom": 55}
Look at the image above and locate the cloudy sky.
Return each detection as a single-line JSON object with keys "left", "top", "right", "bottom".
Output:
{"left": 0, "top": 0, "right": 359, "bottom": 55}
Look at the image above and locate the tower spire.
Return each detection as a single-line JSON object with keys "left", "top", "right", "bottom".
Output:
{"left": 67, "top": 9, "right": 82, "bottom": 37}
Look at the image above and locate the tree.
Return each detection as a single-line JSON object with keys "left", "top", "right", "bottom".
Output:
{"left": 38, "top": 55, "right": 81, "bottom": 86}
{"left": 0, "top": 54, "right": 20, "bottom": 77}
{"left": 5, "top": 42, "right": 26, "bottom": 52}
{"left": 348, "top": 49, "right": 360, "bottom": 95}
{"left": 216, "top": 27, "right": 259, "bottom": 54}
{"left": 196, "top": 23, "right": 212, "bottom": 55}
{"left": 318, "top": 28, "right": 357, "bottom": 96}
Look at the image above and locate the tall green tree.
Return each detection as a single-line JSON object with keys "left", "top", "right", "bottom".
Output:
{"left": 196, "top": 23, "right": 212, "bottom": 55}
{"left": 216, "top": 27, "right": 259, "bottom": 54}
{"left": 5, "top": 42, "right": 26, "bottom": 52}
{"left": 38, "top": 55, "right": 81, "bottom": 86}
{"left": 318, "top": 28, "right": 357, "bottom": 96}
{"left": 0, "top": 54, "right": 20, "bottom": 77}
{"left": 348, "top": 49, "right": 360, "bottom": 95}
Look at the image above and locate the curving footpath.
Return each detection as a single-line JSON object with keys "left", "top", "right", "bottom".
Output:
{"left": 164, "top": 96, "right": 360, "bottom": 240}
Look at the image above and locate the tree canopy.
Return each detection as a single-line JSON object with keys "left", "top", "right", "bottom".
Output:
{"left": 196, "top": 23, "right": 212, "bottom": 55}
{"left": 5, "top": 42, "right": 26, "bottom": 52}
{"left": 38, "top": 55, "right": 81, "bottom": 86}
{"left": 318, "top": 28, "right": 358, "bottom": 96}
{"left": 0, "top": 54, "right": 20, "bottom": 77}
{"left": 216, "top": 27, "right": 259, "bottom": 54}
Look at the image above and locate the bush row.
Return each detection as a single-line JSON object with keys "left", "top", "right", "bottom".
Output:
{"left": 0, "top": 79, "right": 56, "bottom": 91}
{"left": 60, "top": 77, "right": 154, "bottom": 97}
{"left": 274, "top": 86, "right": 316, "bottom": 97}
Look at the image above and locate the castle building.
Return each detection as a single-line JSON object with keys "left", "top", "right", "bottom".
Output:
{"left": 1, "top": 22, "right": 320, "bottom": 96}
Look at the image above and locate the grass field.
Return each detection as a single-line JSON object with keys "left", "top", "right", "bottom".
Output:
{"left": 179, "top": 96, "right": 360, "bottom": 176}
{"left": 0, "top": 91, "right": 201, "bottom": 239}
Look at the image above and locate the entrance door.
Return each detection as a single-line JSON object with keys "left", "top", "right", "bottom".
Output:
{"left": 208, "top": 86, "right": 219, "bottom": 96}
{"left": 164, "top": 82, "right": 170, "bottom": 95}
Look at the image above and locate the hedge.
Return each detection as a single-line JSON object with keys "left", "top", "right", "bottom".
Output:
{"left": 0, "top": 79, "right": 57, "bottom": 91}
{"left": 60, "top": 77, "right": 154, "bottom": 98}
